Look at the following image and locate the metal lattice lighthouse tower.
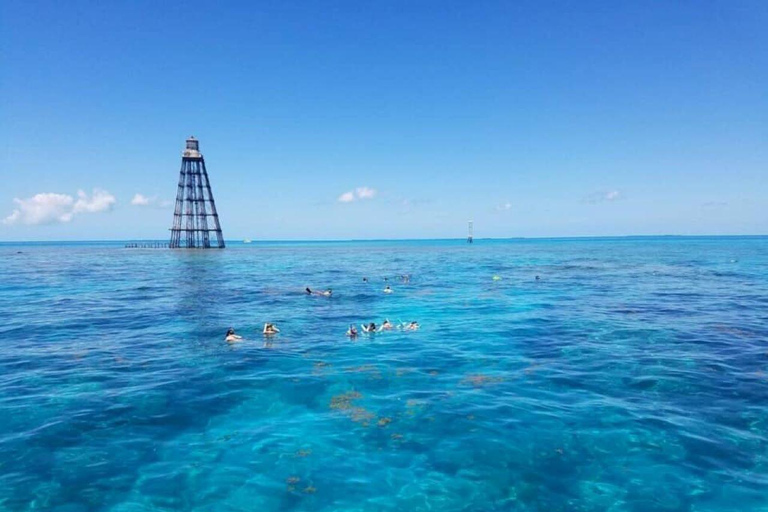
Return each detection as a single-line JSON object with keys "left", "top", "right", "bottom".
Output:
{"left": 169, "top": 137, "right": 225, "bottom": 248}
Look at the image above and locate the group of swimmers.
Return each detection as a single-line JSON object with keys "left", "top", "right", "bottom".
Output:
{"left": 362, "top": 274, "right": 410, "bottom": 284}
{"left": 225, "top": 319, "right": 418, "bottom": 342}
{"left": 346, "top": 319, "right": 420, "bottom": 337}
{"left": 307, "top": 283, "right": 396, "bottom": 296}
{"left": 224, "top": 273, "right": 544, "bottom": 343}
{"left": 226, "top": 323, "right": 280, "bottom": 342}
{"left": 225, "top": 275, "right": 417, "bottom": 343}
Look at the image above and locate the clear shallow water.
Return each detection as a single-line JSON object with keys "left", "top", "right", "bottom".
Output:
{"left": 1, "top": 237, "right": 767, "bottom": 512}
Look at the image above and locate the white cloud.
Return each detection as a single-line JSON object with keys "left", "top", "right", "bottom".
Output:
{"left": 495, "top": 202, "right": 512, "bottom": 212}
{"left": 3, "top": 193, "right": 75, "bottom": 225}
{"left": 584, "top": 189, "right": 623, "bottom": 204}
{"left": 131, "top": 193, "right": 172, "bottom": 208}
{"left": 355, "top": 186, "right": 376, "bottom": 199}
{"left": 73, "top": 189, "right": 116, "bottom": 213}
{"left": 3, "top": 189, "right": 115, "bottom": 226}
{"left": 3, "top": 210, "right": 20, "bottom": 224}
{"left": 131, "top": 193, "right": 151, "bottom": 206}
{"left": 338, "top": 186, "right": 377, "bottom": 203}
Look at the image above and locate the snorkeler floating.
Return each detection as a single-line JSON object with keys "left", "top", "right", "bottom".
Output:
{"left": 346, "top": 324, "right": 358, "bottom": 337}
{"left": 225, "top": 328, "right": 243, "bottom": 342}
{"left": 379, "top": 319, "right": 394, "bottom": 331}
{"left": 361, "top": 322, "right": 377, "bottom": 333}
{"left": 306, "top": 287, "right": 332, "bottom": 297}
{"left": 263, "top": 323, "right": 280, "bottom": 335}
{"left": 383, "top": 285, "right": 393, "bottom": 294}
{"left": 402, "top": 321, "right": 420, "bottom": 331}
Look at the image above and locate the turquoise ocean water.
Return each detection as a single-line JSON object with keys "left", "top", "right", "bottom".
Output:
{"left": 1, "top": 237, "right": 767, "bottom": 511}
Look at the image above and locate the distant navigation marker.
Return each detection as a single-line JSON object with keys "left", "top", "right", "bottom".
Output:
{"left": 169, "top": 137, "right": 225, "bottom": 249}
{"left": 467, "top": 220, "right": 473, "bottom": 243}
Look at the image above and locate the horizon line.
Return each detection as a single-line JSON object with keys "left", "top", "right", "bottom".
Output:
{"left": 1, "top": 234, "right": 767, "bottom": 244}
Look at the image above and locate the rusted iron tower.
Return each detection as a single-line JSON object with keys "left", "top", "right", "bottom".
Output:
{"left": 169, "top": 137, "right": 225, "bottom": 249}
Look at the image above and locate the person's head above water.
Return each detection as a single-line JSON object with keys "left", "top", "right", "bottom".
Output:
{"left": 226, "top": 328, "right": 235, "bottom": 335}
{"left": 306, "top": 287, "right": 312, "bottom": 294}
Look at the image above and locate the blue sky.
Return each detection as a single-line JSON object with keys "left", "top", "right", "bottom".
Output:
{"left": 1, "top": 0, "right": 766, "bottom": 240}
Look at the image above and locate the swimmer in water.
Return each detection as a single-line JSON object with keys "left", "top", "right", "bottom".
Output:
{"left": 346, "top": 324, "right": 358, "bottom": 337}
{"left": 306, "top": 287, "right": 312, "bottom": 294}
{"left": 383, "top": 285, "right": 393, "bottom": 294}
{"left": 362, "top": 322, "right": 377, "bottom": 333}
{"left": 225, "top": 328, "right": 243, "bottom": 342}
{"left": 380, "top": 319, "right": 394, "bottom": 331}
{"left": 535, "top": 275, "right": 541, "bottom": 281}
{"left": 404, "top": 321, "right": 420, "bottom": 331}
{"left": 320, "top": 289, "right": 332, "bottom": 297}
{"left": 263, "top": 323, "right": 280, "bottom": 335}
{"left": 362, "top": 277, "right": 369, "bottom": 283}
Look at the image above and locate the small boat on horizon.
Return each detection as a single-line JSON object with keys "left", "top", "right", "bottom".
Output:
{"left": 243, "top": 239, "right": 252, "bottom": 244}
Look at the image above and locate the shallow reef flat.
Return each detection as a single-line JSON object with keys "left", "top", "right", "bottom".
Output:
{"left": 0, "top": 237, "right": 767, "bottom": 511}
